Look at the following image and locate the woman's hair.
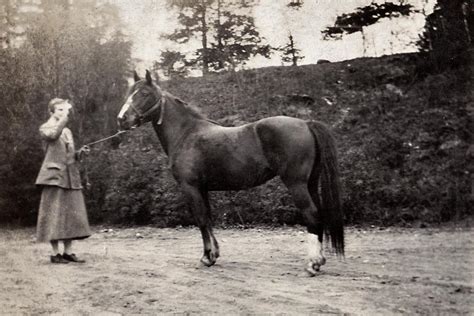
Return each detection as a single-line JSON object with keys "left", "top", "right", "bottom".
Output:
{"left": 48, "top": 98, "right": 68, "bottom": 114}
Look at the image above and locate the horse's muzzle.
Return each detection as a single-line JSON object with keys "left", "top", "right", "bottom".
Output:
{"left": 117, "top": 116, "right": 140, "bottom": 130}
{"left": 117, "top": 116, "right": 131, "bottom": 130}
{"left": 117, "top": 116, "right": 127, "bottom": 130}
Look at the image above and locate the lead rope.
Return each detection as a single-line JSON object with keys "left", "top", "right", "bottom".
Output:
{"left": 84, "top": 130, "right": 127, "bottom": 147}
{"left": 81, "top": 130, "right": 128, "bottom": 189}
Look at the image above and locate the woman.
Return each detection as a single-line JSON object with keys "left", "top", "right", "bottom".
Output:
{"left": 35, "top": 98, "right": 92, "bottom": 264}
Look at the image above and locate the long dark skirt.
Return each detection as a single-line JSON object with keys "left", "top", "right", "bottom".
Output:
{"left": 36, "top": 186, "right": 91, "bottom": 242}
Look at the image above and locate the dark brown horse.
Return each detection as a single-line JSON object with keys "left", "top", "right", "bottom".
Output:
{"left": 117, "top": 70, "right": 344, "bottom": 276}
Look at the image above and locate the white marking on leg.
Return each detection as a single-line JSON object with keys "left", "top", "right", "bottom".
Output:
{"left": 307, "top": 233, "right": 322, "bottom": 260}
{"left": 306, "top": 233, "right": 325, "bottom": 276}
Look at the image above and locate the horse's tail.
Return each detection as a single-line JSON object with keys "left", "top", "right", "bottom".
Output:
{"left": 307, "top": 121, "right": 344, "bottom": 256}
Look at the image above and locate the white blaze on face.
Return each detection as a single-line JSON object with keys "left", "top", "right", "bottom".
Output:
{"left": 118, "top": 90, "right": 138, "bottom": 119}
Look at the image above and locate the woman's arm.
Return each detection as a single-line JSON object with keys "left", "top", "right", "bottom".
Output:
{"left": 39, "top": 115, "right": 68, "bottom": 140}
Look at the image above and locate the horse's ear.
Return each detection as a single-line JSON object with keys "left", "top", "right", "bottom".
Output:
{"left": 133, "top": 71, "right": 141, "bottom": 82}
{"left": 145, "top": 69, "right": 153, "bottom": 85}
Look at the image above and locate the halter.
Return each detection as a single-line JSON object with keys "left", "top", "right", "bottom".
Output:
{"left": 129, "top": 95, "right": 166, "bottom": 126}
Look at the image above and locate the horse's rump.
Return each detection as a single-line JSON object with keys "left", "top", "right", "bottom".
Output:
{"left": 255, "top": 116, "right": 316, "bottom": 180}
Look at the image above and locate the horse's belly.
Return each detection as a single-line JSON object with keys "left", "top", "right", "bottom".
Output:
{"left": 201, "top": 146, "right": 275, "bottom": 190}
{"left": 203, "top": 138, "right": 275, "bottom": 190}
{"left": 176, "top": 124, "right": 276, "bottom": 190}
{"left": 206, "top": 161, "right": 275, "bottom": 191}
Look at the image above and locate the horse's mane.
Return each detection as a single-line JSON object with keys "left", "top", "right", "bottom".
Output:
{"left": 165, "top": 92, "right": 204, "bottom": 119}
{"left": 163, "top": 91, "right": 221, "bottom": 125}
{"left": 127, "top": 80, "right": 220, "bottom": 125}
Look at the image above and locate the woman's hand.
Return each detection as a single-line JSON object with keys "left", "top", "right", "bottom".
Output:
{"left": 52, "top": 102, "right": 72, "bottom": 122}
{"left": 79, "top": 145, "right": 90, "bottom": 155}
{"left": 77, "top": 145, "right": 90, "bottom": 160}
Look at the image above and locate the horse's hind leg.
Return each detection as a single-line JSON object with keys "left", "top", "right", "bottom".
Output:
{"left": 283, "top": 180, "right": 326, "bottom": 276}
{"left": 181, "top": 183, "right": 219, "bottom": 267}
{"left": 307, "top": 166, "right": 326, "bottom": 274}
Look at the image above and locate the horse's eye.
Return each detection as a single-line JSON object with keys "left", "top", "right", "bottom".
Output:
{"left": 141, "top": 91, "right": 149, "bottom": 96}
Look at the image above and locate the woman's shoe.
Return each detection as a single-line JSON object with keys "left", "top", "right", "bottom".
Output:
{"left": 50, "top": 254, "right": 69, "bottom": 264}
{"left": 62, "top": 253, "right": 85, "bottom": 263}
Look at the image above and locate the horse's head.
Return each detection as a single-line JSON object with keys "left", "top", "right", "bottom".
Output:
{"left": 117, "top": 70, "right": 164, "bottom": 130}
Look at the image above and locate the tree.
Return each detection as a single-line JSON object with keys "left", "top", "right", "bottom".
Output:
{"left": 0, "top": 0, "right": 41, "bottom": 49}
{"left": 19, "top": 0, "right": 130, "bottom": 134}
{"left": 165, "top": 0, "right": 213, "bottom": 75}
{"left": 155, "top": 49, "right": 189, "bottom": 78}
{"left": 209, "top": 4, "right": 271, "bottom": 71}
{"left": 0, "top": 0, "right": 132, "bottom": 224}
{"left": 279, "top": 33, "right": 304, "bottom": 66}
{"left": 165, "top": 0, "right": 271, "bottom": 74}
{"left": 287, "top": 0, "right": 303, "bottom": 9}
{"left": 417, "top": 0, "right": 472, "bottom": 71}
{"left": 322, "top": 2, "right": 414, "bottom": 56}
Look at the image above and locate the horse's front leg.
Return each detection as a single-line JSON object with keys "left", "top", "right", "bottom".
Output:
{"left": 181, "top": 183, "right": 219, "bottom": 267}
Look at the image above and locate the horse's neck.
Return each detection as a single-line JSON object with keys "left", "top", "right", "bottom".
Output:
{"left": 152, "top": 96, "right": 203, "bottom": 156}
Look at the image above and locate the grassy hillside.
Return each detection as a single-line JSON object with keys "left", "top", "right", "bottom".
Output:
{"left": 91, "top": 53, "right": 471, "bottom": 227}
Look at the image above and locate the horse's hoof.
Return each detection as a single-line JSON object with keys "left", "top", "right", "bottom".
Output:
{"left": 200, "top": 256, "right": 215, "bottom": 267}
{"left": 305, "top": 265, "right": 319, "bottom": 277}
{"left": 306, "top": 259, "right": 324, "bottom": 277}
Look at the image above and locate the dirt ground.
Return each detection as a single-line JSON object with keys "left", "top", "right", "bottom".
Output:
{"left": 0, "top": 225, "right": 472, "bottom": 315}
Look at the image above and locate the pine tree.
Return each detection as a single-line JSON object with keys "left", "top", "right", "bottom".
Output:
{"left": 279, "top": 34, "right": 304, "bottom": 66}
{"left": 417, "top": 0, "right": 472, "bottom": 71}
{"left": 322, "top": 2, "right": 414, "bottom": 56}
{"left": 165, "top": 0, "right": 271, "bottom": 74}
{"left": 155, "top": 50, "right": 189, "bottom": 78}
{"left": 209, "top": 1, "right": 271, "bottom": 71}
{"left": 165, "top": 0, "right": 213, "bottom": 75}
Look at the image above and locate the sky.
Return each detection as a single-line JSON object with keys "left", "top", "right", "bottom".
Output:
{"left": 110, "top": 0, "right": 435, "bottom": 74}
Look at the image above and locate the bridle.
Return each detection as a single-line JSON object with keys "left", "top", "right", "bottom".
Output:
{"left": 129, "top": 95, "right": 166, "bottom": 126}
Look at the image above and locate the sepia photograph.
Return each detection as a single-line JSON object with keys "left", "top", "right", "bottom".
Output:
{"left": 0, "top": 0, "right": 472, "bottom": 314}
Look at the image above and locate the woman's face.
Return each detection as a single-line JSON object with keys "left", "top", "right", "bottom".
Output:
{"left": 53, "top": 101, "right": 73, "bottom": 120}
